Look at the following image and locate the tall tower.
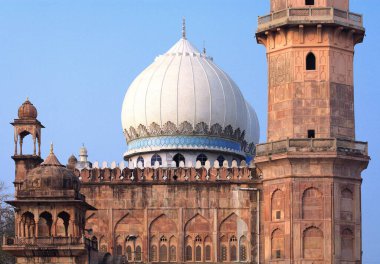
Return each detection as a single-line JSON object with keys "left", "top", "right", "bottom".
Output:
{"left": 255, "top": 0, "right": 369, "bottom": 263}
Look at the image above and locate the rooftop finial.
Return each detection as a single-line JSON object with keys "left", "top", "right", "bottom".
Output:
{"left": 182, "top": 17, "right": 186, "bottom": 39}
{"left": 50, "top": 142, "right": 54, "bottom": 154}
{"left": 203, "top": 40, "right": 206, "bottom": 54}
{"left": 26, "top": 96, "right": 29, "bottom": 101}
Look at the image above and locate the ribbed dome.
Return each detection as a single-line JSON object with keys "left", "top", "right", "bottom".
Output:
{"left": 121, "top": 36, "right": 259, "bottom": 158}
{"left": 18, "top": 98, "right": 37, "bottom": 119}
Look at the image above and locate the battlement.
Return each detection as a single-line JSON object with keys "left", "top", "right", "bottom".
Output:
{"left": 73, "top": 160, "right": 260, "bottom": 184}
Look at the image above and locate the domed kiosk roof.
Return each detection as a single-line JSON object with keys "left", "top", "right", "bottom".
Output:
{"left": 25, "top": 144, "right": 80, "bottom": 194}
{"left": 121, "top": 26, "right": 259, "bottom": 159}
{"left": 18, "top": 98, "right": 38, "bottom": 119}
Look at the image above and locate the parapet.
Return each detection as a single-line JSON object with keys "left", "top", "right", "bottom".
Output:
{"left": 256, "top": 138, "right": 368, "bottom": 157}
{"left": 73, "top": 160, "right": 261, "bottom": 184}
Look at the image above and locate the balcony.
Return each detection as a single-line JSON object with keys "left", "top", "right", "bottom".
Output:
{"left": 2, "top": 236, "right": 98, "bottom": 255}
{"left": 256, "top": 138, "right": 368, "bottom": 157}
{"left": 257, "top": 7, "right": 364, "bottom": 32}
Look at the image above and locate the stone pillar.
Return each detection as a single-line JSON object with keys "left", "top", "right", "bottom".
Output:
{"left": 213, "top": 208, "right": 218, "bottom": 262}
{"left": 178, "top": 207, "right": 183, "bottom": 262}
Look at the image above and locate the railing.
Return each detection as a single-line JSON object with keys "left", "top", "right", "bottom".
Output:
{"left": 3, "top": 235, "right": 96, "bottom": 250}
{"left": 256, "top": 138, "right": 368, "bottom": 157}
{"left": 257, "top": 7, "right": 363, "bottom": 29}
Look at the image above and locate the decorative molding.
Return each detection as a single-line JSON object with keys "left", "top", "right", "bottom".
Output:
{"left": 124, "top": 121, "right": 254, "bottom": 150}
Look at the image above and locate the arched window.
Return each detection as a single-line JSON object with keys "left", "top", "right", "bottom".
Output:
{"left": 302, "top": 187, "right": 323, "bottom": 219}
{"left": 186, "top": 245, "right": 193, "bottom": 261}
{"left": 126, "top": 245, "right": 132, "bottom": 261}
{"left": 196, "top": 154, "right": 208, "bottom": 166}
{"left": 137, "top": 156, "right": 144, "bottom": 167}
{"left": 341, "top": 188, "right": 354, "bottom": 221}
{"left": 160, "top": 244, "right": 168, "bottom": 261}
{"left": 221, "top": 245, "right": 227, "bottom": 261}
{"left": 341, "top": 228, "right": 354, "bottom": 260}
{"left": 271, "top": 229, "right": 284, "bottom": 259}
{"left": 170, "top": 245, "right": 176, "bottom": 261}
{"left": 56, "top": 211, "right": 70, "bottom": 237}
{"left": 306, "top": 52, "right": 316, "bottom": 70}
{"left": 306, "top": 0, "right": 315, "bottom": 5}
{"left": 151, "top": 153, "right": 162, "bottom": 166}
{"left": 205, "top": 245, "right": 211, "bottom": 261}
{"left": 150, "top": 245, "right": 157, "bottom": 262}
{"left": 195, "top": 245, "right": 202, "bottom": 261}
{"left": 217, "top": 155, "right": 225, "bottom": 167}
{"left": 38, "top": 212, "right": 52, "bottom": 237}
{"left": 272, "top": 189, "right": 284, "bottom": 221}
{"left": 21, "top": 212, "right": 35, "bottom": 238}
{"left": 240, "top": 236, "right": 247, "bottom": 261}
{"left": 160, "top": 236, "right": 167, "bottom": 242}
{"left": 240, "top": 245, "right": 247, "bottom": 261}
{"left": 195, "top": 235, "right": 202, "bottom": 242}
{"left": 173, "top": 153, "right": 185, "bottom": 167}
{"left": 303, "top": 227, "right": 323, "bottom": 259}
{"left": 116, "top": 245, "right": 122, "bottom": 256}
{"left": 91, "top": 236, "right": 98, "bottom": 250}
{"left": 230, "top": 245, "right": 237, "bottom": 261}
{"left": 135, "top": 245, "right": 142, "bottom": 261}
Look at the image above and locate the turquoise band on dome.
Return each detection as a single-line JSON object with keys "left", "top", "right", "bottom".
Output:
{"left": 127, "top": 136, "right": 242, "bottom": 153}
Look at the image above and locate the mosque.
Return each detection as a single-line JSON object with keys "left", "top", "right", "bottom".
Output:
{"left": 2, "top": 0, "right": 370, "bottom": 263}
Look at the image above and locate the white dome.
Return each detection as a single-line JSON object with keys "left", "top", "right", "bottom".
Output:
{"left": 121, "top": 37, "right": 259, "bottom": 158}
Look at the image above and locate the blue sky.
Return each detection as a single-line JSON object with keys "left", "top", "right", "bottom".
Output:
{"left": 0, "top": 0, "right": 379, "bottom": 261}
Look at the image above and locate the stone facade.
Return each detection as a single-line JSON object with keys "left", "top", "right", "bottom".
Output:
{"left": 255, "top": 0, "right": 369, "bottom": 263}
{"left": 79, "top": 167, "right": 261, "bottom": 263}
{"left": 1, "top": 0, "right": 370, "bottom": 264}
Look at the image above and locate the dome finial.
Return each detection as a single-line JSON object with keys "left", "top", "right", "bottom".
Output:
{"left": 50, "top": 142, "right": 54, "bottom": 154}
{"left": 182, "top": 17, "right": 186, "bottom": 39}
{"left": 203, "top": 40, "right": 206, "bottom": 55}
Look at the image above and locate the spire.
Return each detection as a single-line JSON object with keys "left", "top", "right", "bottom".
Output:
{"left": 182, "top": 17, "right": 186, "bottom": 39}
{"left": 42, "top": 143, "right": 62, "bottom": 166}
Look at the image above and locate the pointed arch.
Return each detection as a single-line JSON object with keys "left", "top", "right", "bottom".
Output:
{"left": 21, "top": 211, "right": 35, "bottom": 237}
{"left": 341, "top": 228, "right": 354, "bottom": 260}
{"left": 306, "top": 52, "right": 316, "bottom": 70}
{"left": 56, "top": 211, "right": 70, "bottom": 237}
{"left": 271, "top": 228, "right": 284, "bottom": 259}
{"left": 115, "top": 212, "right": 143, "bottom": 233}
{"left": 239, "top": 235, "right": 247, "bottom": 261}
{"left": 149, "top": 214, "right": 178, "bottom": 233}
{"left": 185, "top": 213, "right": 211, "bottom": 233}
{"left": 303, "top": 226, "right": 324, "bottom": 259}
{"left": 341, "top": 188, "right": 354, "bottom": 221}
{"left": 150, "top": 235, "right": 158, "bottom": 262}
{"left": 169, "top": 235, "right": 177, "bottom": 262}
{"left": 115, "top": 235, "right": 123, "bottom": 256}
{"left": 149, "top": 214, "right": 177, "bottom": 262}
{"left": 271, "top": 189, "right": 284, "bottom": 221}
{"left": 302, "top": 187, "right": 323, "bottom": 219}
{"left": 204, "top": 235, "right": 212, "bottom": 261}
{"left": 38, "top": 211, "right": 52, "bottom": 237}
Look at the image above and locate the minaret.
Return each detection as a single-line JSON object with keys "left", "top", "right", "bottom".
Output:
{"left": 255, "top": 1, "right": 369, "bottom": 263}
{"left": 11, "top": 98, "right": 44, "bottom": 193}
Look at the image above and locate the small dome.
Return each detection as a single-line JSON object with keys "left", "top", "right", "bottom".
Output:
{"left": 68, "top": 154, "right": 78, "bottom": 164}
{"left": 25, "top": 145, "right": 80, "bottom": 192}
{"left": 18, "top": 98, "right": 38, "bottom": 119}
